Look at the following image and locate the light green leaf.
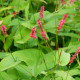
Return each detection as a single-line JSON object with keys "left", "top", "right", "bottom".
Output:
{"left": 55, "top": 70, "right": 75, "bottom": 80}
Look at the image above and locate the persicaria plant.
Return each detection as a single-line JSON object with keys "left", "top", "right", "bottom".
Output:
{"left": 0, "top": 0, "right": 80, "bottom": 80}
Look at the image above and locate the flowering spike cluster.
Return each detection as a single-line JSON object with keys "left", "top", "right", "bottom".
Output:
{"left": 1, "top": 25, "right": 7, "bottom": 35}
{"left": 70, "top": 0, "right": 75, "bottom": 4}
{"left": 37, "top": 6, "right": 47, "bottom": 40}
{"left": 30, "top": 26, "right": 37, "bottom": 40}
{"left": 39, "top": 6, "right": 45, "bottom": 19}
{"left": 61, "top": 0, "right": 65, "bottom": 6}
{"left": 69, "top": 47, "right": 80, "bottom": 65}
{"left": 57, "top": 13, "right": 68, "bottom": 34}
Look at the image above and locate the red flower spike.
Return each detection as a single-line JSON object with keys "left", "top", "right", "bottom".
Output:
{"left": 70, "top": 0, "right": 75, "bottom": 4}
{"left": 57, "top": 13, "right": 68, "bottom": 34}
{"left": 40, "top": 6, "right": 45, "bottom": 12}
{"left": 30, "top": 26, "right": 37, "bottom": 40}
{"left": 57, "top": 19, "right": 65, "bottom": 34}
{"left": 40, "top": 12, "right": 44, "bottom": 19}
{"left": 37, "top": 6, "right": 47, "bottom": 40}
{"left": 40, "top": 29, "right": 47, "bottom": 40}
{"left": 1, "top": 25, "right": 7, "bottom": 35}
{"left": 37, "top": 18, "right": 42, "bottom": 28}
{"left": 12, "top": 11, "right": 17, "bottom": 17}
{"left": 69, "top": 47, "right": 80, "bottom": 65}
{"left": 63, "top": 13, "right": 68, "bottom": 20}
{"left": 61, "top": 0, "right": 65, "bottom": 6}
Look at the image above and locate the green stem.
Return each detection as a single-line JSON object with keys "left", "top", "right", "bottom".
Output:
{"left": 37, "top": 37, "right": 48, "bottom": 69}
{"left": 76, "top": 56, "right": 80, "bottom": 65}
{"left": 4, "top": 35, "right": 7, "bottom": 52}
{"left": 1, "top": 0, "right": 3, "bottom": 7}
{"left": 54, "top": 1, "right": 60, "bottom": 65}
{"left": 66, "top": 69, "right": 69, "bottom": 80}
{"left": 37, "top": 37, "right": 51, "bottom": 79}
{"left": 8, "top": 48, "right": 16, "bottom": 62}
{"left": 62, "top": 36, "right": 65, "bottom": 47}
{"left": 11, "top": 53, "right": 16, "bottom": 62}
{"left": 18, "top": 19, "right": 22, "bottom": 39}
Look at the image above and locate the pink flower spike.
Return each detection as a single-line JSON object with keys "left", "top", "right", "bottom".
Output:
{"left": 69, "top": 47, "right": 80, "bottom": 65}
{"left": 30, "top": 26, "right": 37, "bottom": 40}
{"left": 39, "top": 6, "right": 45, "bottom": 18}
{"left": 1, "top": 25, "right": 7, "bottom": 35}
{"left": 63, "top": 13, "right": 68, "bottom": 19}
{"left": 41, "top": 29, "right": 47, "bottom": 40}
{"left": 70, "top": 0, "right": 75, "bottom": 4}
{"left": 57, "top": 13, "right": 68, "bottom": 34}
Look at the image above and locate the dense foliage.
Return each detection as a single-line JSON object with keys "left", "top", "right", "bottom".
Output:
{"left": 0, "top": 0, "right": 80, "bottom": 80}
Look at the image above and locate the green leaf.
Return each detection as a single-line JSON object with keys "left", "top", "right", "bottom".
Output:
{"left": 0, "top": 52, "right": 9, "bottom": 59}
{"left": 55, "top": 77, "right": 62, "bottom": 80}
{"left": 25, "top": 3, "right": 29, "bottom": 19}
{"left": 69, "top": 69, "right": 80, "bottom": 76}
{"left": 56, "top": 51, "right": 70, "bottom": 66}
{"left": 57, "top": 8, "right": 77, "bottom": 15}
{"left": 9, "top": 19, "right": 22, "bottom": 26}
{"left": 40, "top": 0, "right": 47, "bottom": 4}
{"left": 0, "top": 6, "right": 13, "bottom": 12}
{"left": 0, "top": 54, "right": 21, "bottom": 71}
{"left": 75, "top": 77, "right": 80, "bottom": 80}
{"left": 14, "top": 26, "right": 31, "bottom": 44}
{"left": 2, "top": 15, "right": 13, "bottom": 30}
{"left": 10, "top": 0, "right": 28, "bottom": 12}
{"left": 15, "top": 64, "right": 32, "bottom": 79}
{"left": 0, "top": 35, "right": 4, "bottom": 42}
{"left": 7, "top": 68, "right": 19, "bottom": 80}
{"left": 0, "top": 71, "right": 13, "bottom": 80}
{"left": 13, "top": 49, "right": 43, "bottom": 67}
{"left": 33, "top": 50, "right": 70, "bottom": 76}
{"left": 13, "top": 49, "right": 44, "bottom": 76}
{"left": 4, "top": 27, "right": 17, "bottom": 51}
